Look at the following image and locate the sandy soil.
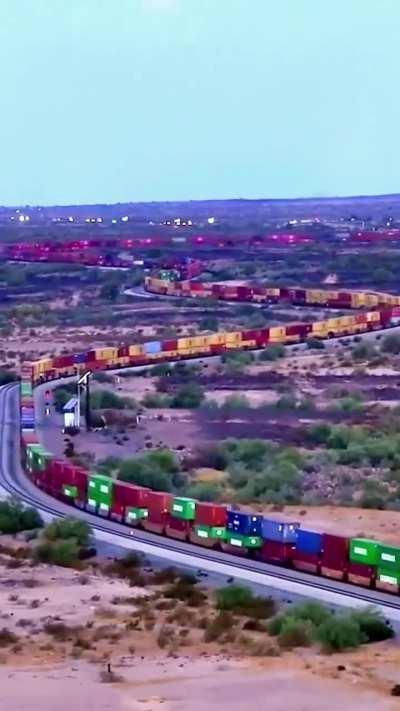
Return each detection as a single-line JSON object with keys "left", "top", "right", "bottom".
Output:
{"left": 0, "top": 650, "right": 398, "bottom": 711}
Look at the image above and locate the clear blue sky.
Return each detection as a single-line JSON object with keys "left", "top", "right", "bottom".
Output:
{"left": 1, "top": 0, "right": 399, "bottom": 205}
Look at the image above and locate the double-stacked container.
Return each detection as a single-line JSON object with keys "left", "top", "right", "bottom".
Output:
{"left": 142, "top": 490, "right": 172, "bottom": 534}
{"left": 87, "top": 473, "right": 113, "bottom": 515}
{"left": 119, "top": 482, "right": 149, "bottom": 525}
{"left": 376, "top": 544, "right": 400, "bottom": 593}
{"left": 348, "top": 538, "right": 378, "bottom": 587}
{"left": 224, "top": 510, "right": 263, "bottom": 550}
{"left": 320, "top": 533, "right": 349, "bottom": 581}
{"left": 167, "top": 496, "right": 196, "bottom": 540}
{"left": 191, "top": 502, "right": 227, "bottom": 547}
{"left": 292, "top": 529, "right": 323, "bottom": 573}
{"left": 259, "top": 517, "right": 299, "bottom": 564}
{"left": 60, "top": 465, "right": 88, "bottom": 506}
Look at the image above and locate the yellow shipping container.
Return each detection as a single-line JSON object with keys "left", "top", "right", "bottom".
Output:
{"left": 37, "top": 358, "right": 53, "bottom": 373}
{"left": 312, "top": 320, "right": 329, "bottom": 334}
{"left": 205, "top": 333, "right": 226, "bottom": 346}
{"left": 95, "top": 347, "right": 118, "bottom": 361}
{"left": 366, "top": 311, "right": 380, "bottom": 323}
{"left": 269, "top": 326, "right": 286, "bottom": 340}
{"left": 265, "top": 288, "right": 280, "bottom": 298}
{"left": 226, "top": 331, "right": 242, "bottom": 343}
{"left": 306, "top": 289, "right": 327, "bottom": 304}
{"left": 188, "top": 336, "right": 210, "bottom": 348}
{"left": 129, "top": 344, "right": 144, "bottom": 357}
{"left": 177, "top": 338, "right": 191, "bottom": 350}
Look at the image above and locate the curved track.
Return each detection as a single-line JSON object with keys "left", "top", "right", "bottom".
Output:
{"left": 7, "top": 245, "right": 400, "bottom": 609}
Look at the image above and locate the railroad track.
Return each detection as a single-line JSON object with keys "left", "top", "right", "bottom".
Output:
{"left": 3, "top": 382, "right": 400, "bottom": 617}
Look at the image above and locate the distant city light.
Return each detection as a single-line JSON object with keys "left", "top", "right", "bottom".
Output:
{"left": 85, "top": 218, "right": 90, "bottom": 223}
{"left": 187, "top": 219, "right": 192, "bottom": 226}
{"left": 121, "top": 216, "right": 129, "bottom": 222}
{"left": 174, "top": 218, "right": 181, "bottom": 225}
{"left": 96, "top": 217, "right": 102, "bottom": 223}
{"left": 68, "top": 216, "right": 74, "bottom": 222}
{"left": 112, "top": 219, "right": 117, "bottom": 224}
{"left": 207, "top": 217, "right": 215, "bottom": 224}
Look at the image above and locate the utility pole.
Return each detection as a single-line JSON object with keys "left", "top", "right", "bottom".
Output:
{"left": 77, "top": 370, "right": 92, "bottom": 432}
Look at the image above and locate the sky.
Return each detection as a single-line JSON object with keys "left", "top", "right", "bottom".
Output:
{"left": 0, "top": 0, "right": 399, "bottom": 205}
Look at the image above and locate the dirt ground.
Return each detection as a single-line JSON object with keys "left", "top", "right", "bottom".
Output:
{"left": 0, "top": 545, "right": 399, "bottom": 711}
{"left": 0, "top": 655, "right": 397, "bottom": 711}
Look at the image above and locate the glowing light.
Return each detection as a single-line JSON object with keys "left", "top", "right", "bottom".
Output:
{"left": 121, "top": 216, "right": 129, "bottom": 222}
{"left": 207, "top": 217, "right": 215, "bottom": 224}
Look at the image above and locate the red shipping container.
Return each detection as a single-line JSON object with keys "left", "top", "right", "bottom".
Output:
{"left": 162, "top": 340, "right": 178, "bottom": 351}
{"left": 110, "top": 501, "right": 124, "bottom": 520}
{"left": 321, "top": 566, "right": 346, "bottom": 581}
{"left": 117, "top": 345, "right": 129, "bottom": 357}
{"left": 21, "top": 432, "right": 39, "bottom": 446}
{"left": 53, "top": 355, "right": 74, "bottom": 368}
{"left": 292, "top": 551, "right": 320, "bottom": 574}
{"left": 221, "top": 542, "right": 248, "bottom": 557}
{"left": 121, "top": 482, "right": 149, "bottom": 508}
{"left": 237, "top": 286, "right": 253, "bottom": 301}
{"left": 321, "top": 533, "right": 349, "bottom": 564}
{"left": 165, "top": 515, "right": 191, "bottom": 541}
{"left": 195, "top": 502, "right": 227, "bottom": 528}
{"left": 147, "top": 491, "right": 173, "bottom": 516}
{"left": 190, "top": 282, "right": 207, "bottom": 291}
{"left": 259, "top": 541, "right": 294, "bottom": 565}
{"left": 241, "top": 329, "right": 261, "bottom": 341}
{"left": 347, "top": 562, "right": 375, "bottom": 587}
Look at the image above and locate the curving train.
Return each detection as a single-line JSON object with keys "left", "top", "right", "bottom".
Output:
{"left": 17, "top": 271, "right": 400, "bottom": 596}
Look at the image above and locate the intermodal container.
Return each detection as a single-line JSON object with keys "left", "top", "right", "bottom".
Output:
{"left": 193, "top": 525, "right": 226, "bottom": 541}
{"left": 142, "top": 511, "right": 166, "bottom": 535}
{"left": 347, "top": 562, "right": 376, "bottom": 587}
{"left": 377, "top": 544, "right": 400, "bottom": 570}
{"left": 125, "top": 507, "right": 148, "bottom": 524}
{"left": 226, "top": 533, "right": 262, "bottom": 549}
{"left": 376, "top": 568, "right": 400, "bottom": 593}
{"left": 258, "top": 540, "right": 295, "bottom": 564}
{"left": 146, "top": 490, "right": 172, "bottom": 516}
{"left": 321, "top": 533, "right": 349, "bottom": 563}
{"left": 296, "top": 529, "right": 323, "bottom": 555}
{"left": 227, "top": 510, "right": 263, "bottom": 536}
{"left": 53, "top": 355, "right": 74, "bottom": 368}
{"left": 194, "top": 502, "right": 227, "bottom": 528}
{"left": 190, "top": 529, "right": 219, "bottom": 548}
{"left": 261, "top": 518, "right": 299, "bottom": 543}
{"left": 292, "top": 551, "right": 320, "bottom": 574}
{"left": 73, "top": 352, "right": 88, "bottom": 364}
{"left": 165, "top": 514, "right": 191, "bottom": 540}
{"left": 349, "top": 538, "right": 379, "bottom": 565}
{"left": 117, "top": 345, "right": 130, "bottom": 358}
{"left": 162, "top": 339, "right": 178, "bottom": 351}
{"left": 170, "top": 496, "right": 196, "bottom": 520}
{"left": 144, "top": 341, "right": 161, "bottom": 355}
{"left": 116, "top": 481, "right": 149, "bottom": 509}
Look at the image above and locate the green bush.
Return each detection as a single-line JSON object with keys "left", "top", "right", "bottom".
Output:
{"left": 216, "top": 585, "right": 276, "bottom": 618}
{"left": 43, "top": 517, "right": 91, "bottom": 546}
{"left": 35, "top": 539, "right": 81, "bottom": 567}
{"left": 91, "top": 389, "right": 136, "bottom": 410}
{"left": 142, "top": 392, "right": 172, "bottom": 408}
{"left": 314, "top": 614, "right": 365, "bottom": 652}
{"left": 118, "top": 449, "right": 179, "bottom": 491}
{"left": 277, "top": 618, "right": 313, "bottom": 649}
{"left": 258, "top": 344, "right": 285, "bottom": 362}
{"left": 382, "top": 333, "right": 400, "bottom": 355}
{"left": 0, "top": 500, "right": 43, "bottom": 534}
{"left": 171, "top": 383, "right": 205, "bottom": 408}
{"left": 204, "top": 611, "right": 235, "bottom": 642}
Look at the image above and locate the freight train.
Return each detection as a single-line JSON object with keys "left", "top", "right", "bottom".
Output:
{"left": 16, "top": 270, "right": 400, "bottom": 596}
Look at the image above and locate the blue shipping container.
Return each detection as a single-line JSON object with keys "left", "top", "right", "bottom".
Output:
{"left": 74, "top": 352, "right": 88, "bottom": 364}
{"left": 227, "top": 510, "right": 263, "bottom": 536}
{"left": 144, "top": 341, "right": 161, "bottom": 355}
{"left": 21, "top": 408, "right": 34, "bottom": 417}
{"left": 261, "top": 518, "right": 300, "bottom": 543}
{"left": 296, "top": 529, "right": 322, "bottom": 555}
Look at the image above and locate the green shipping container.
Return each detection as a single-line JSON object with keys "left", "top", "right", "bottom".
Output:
{"left": 227, "top": 534, "right": 262, "bottom": 549}
{"left": 20, "top": 383, "right": 32, "bottom": 396}
{"left": 377, "top": 568, "right": 400, "bottom": 586}
{"left": 195, "top": 525, "right": 226, "bottom": 541}
{"left": 126, "top": 507, "right": 148, "bottom": 523}
{"left": 377, "top": 544, "right": 400, "bottom": 570}
{"left": 88, "top": 474, "right": 113, "bottom": 499}
{"left": 32, "top": 448, "right": 51, "bottom": 472}
{"left": 349, "top": 538, "right": 380, "bottom": 565}
{"left": 63, "top": 485, "right": 78, "bottom": 498}
{"left": 171, "top": 497, "right": 196, "bottom": 521}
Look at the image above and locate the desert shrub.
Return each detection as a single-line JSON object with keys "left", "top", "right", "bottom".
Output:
{"left": 350, "top": 607, "right": 393, "bottom": 642}
{"left": 142, "top": 392, "right": 171, "bottom": 408}
{"left": 314, "top": 614, "right": 365, "bottom": 652}
{"left": 277, "top": 618, "right": 313, "bottom": 649}
{"left": 306, "top": 337, "right": 325, "bottom": 350}
{"left": 382, "top": 333, "right": 400, "bottom": 355}
{"left": 35, "top": 539, "right": 81, "bottom": 567}
{"left": 43, "top": 517, "right": 91, "bottom": 546}
{"left": 216, "top": 585, "right": 276, "bottom": 618}
{"left": 204, "top": 611, "right": 235, "bottom": 642}
{"left": 0, "top": 499, "right": 43, "bottom": 534}
{"left": 258, "top": 344, "right": 285, "bottom": 362}
{"left": 0, "top": 629, "right": 18, "bottom": 647}
{"left": 171, "top": 383, "right": 205, "bottom": 408}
